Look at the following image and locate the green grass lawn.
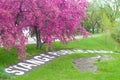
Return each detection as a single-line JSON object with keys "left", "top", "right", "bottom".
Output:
{"left": 0, "top": 35, "right": 120, "bottom": 80}
{"left": 12, "top": 53, "right": 120, "bottom": 80}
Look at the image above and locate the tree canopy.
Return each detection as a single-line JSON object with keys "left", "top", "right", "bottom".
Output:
{"left": 0, "top": 0, "right": 88, "bottom": 61}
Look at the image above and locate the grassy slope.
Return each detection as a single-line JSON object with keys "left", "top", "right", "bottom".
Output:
{"left": 0, "top": 35, "right": 120, "bottom": 80}
{"left": 13, "top": 54, "right": 120, "bottom": 80}
{"left": 0, "top": 35, "right": 120, "bottom": 67}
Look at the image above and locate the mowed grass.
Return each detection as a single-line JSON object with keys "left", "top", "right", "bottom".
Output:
{"left": 1, "top": 35, "right": 120, "bottom": 80}
{"left": 0, "top": 35, "right": 120, "bottom": 67}
{"left": 13, "top": 53, "right": 120, "bottom": 80}
{"left": 0, "top": 36, "right": 120, "bottom": 67}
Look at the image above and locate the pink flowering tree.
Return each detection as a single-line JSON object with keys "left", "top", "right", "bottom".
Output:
{"left": 0, "top": 0, "right": 88, "bottom": 61}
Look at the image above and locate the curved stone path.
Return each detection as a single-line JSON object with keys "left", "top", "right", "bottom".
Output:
{"left": 5, "top": 49, "right": 119, "bottom": 76}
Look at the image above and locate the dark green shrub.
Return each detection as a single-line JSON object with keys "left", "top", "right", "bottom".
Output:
{"left": 0, "top": 67, "right": 11, "bottom": 79}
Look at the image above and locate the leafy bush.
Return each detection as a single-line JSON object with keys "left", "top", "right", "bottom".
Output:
{"left": 111, "top": 26, "right": 120, "bottom": 43}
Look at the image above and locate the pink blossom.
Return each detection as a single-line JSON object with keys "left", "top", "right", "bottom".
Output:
{"left": 0, "top": 0, "right": 88, "bottom": 61}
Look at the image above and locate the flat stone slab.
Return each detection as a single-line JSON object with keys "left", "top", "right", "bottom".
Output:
{"left": 73, "top": 55, "right": 115, "bottom": 73}
{"left": 73, "top": 57, "right": 97, "bottom": 73}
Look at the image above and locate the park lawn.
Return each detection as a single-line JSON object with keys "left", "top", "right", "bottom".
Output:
{"left": 0, "top": 35, "right": 120, "bottom": 67}
{"left": 0, "top": 35, "right": 120, "bottom": 80}
{"left": 13, "top": 53, "right": 120, "bottom": 80}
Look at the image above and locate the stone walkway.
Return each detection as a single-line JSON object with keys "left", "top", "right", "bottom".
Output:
{"left": 27, "top": 34, "right": 101, "bottom": 44}
{"left": 5, "top": 49, "right": 118, "bottom": 76}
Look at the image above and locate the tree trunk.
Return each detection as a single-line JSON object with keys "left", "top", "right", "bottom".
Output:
{"left": 92, "top": 26, "right": 94, "bottom": 34}
{"left": 34, "top": 26, "right": 44, "bottom": 49}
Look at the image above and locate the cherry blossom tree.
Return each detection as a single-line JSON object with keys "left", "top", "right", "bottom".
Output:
{"left": 0, "top": 0, "right": 88, "bottom": 61}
